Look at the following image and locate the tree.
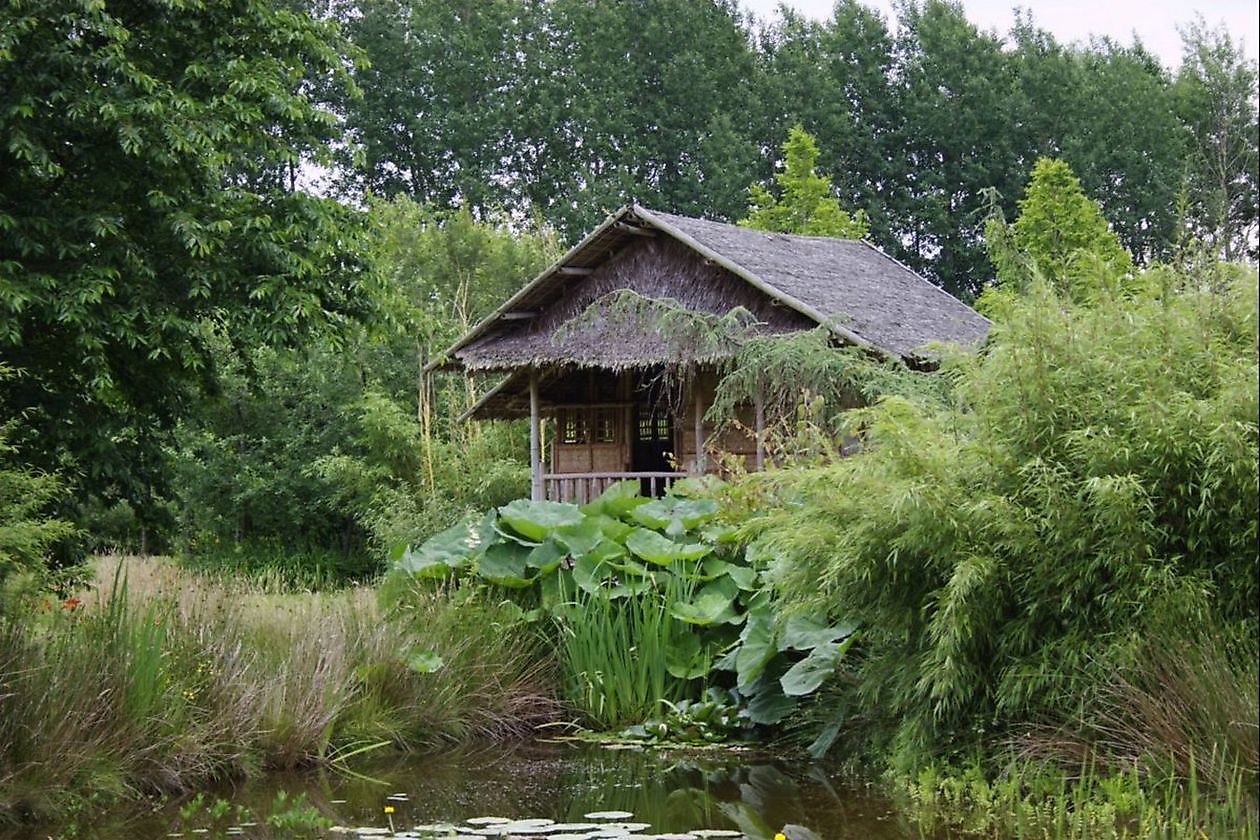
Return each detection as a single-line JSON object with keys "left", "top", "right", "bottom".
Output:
{"left": 1175, "top": 21, "right": 1259, "bottom": 262}
{"left": 1060, "top": 39, "right": 1186, "bottom": 264}
{"left": 0, "top": 0, "right": 369, "bottom": 522}
{"left": 985, "top": 157, "right": 1132, "bottom": 303}
{"left": 740, "top": 125, "right": 869, "bottom": 238}
{"left": 889, "top": 1, "right": 1019, "bottom": 297}
{"left": 753, "top": 2, "right": 899, "bottom": 247}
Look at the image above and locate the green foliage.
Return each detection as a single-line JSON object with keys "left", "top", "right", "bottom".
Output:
{"left": 0, "top": 420, "right": 75, "bottom": 599}
{"left": 171, "top": 201, "right": 553, "bottom": 570}
{"left": 741, "top": 125, "right": 869, "bottom": 238}
{"left": 389, "top": 482, "right": 856, "bottom": 730}
{"left": 988, "top": 157, "right": 1133, "bottom": 300}
{"left": 0, "top": 0, "right": 370, "bottom": 517}
{"left": 754, "top": 259, "right": 1258, "bottom": 765}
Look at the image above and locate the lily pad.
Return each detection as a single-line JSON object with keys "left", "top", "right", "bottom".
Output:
{"left": 583, "top": 811, "right": 635, "bottom": 820}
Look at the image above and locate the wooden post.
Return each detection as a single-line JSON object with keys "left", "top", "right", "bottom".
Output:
{"left": 754, "top": 377, "right": 765, "bottom": 472}
{"left": 693, "top": 371, "right": 706, "bottom": 474}
{"left": 529, "top": 370, "right": 542, "bottom": 501}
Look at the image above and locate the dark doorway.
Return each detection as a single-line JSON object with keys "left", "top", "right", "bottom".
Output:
{"left": 632, "top": 401, "right": 674, "bottom": 496}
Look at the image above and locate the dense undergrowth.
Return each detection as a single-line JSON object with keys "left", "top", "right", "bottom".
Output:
{"left": 0, "top": 556, "right": 557, "bottom": 823}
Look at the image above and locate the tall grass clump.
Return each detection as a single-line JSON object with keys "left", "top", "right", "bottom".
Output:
{"left": 0, "top": 557, "right": 558, "bottom": 822}
{"left": 748, "top": 258, "right": 1258, "bottom": 768}
{"left": 553, "top": 573, "right": 696, "bottom": 729}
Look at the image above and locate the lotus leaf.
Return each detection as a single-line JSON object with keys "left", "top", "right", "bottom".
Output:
{"left": 625, "top": 528, "right": 711, "bottom": 565}
{"left": 670, "top": 576, "right": 742, "bottom": 626}
{"left": 780, "top": 634, "right": 857, "bottom": 696}
{"left": 395, "top": 513, "right": 492, "bottom": 579}
{"left": 497, "top": 499, "right": 583, "bottom": 542}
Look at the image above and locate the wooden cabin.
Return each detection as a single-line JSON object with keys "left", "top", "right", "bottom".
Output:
{"left": 431, "top": 206, "right": 988, "bottom": 502}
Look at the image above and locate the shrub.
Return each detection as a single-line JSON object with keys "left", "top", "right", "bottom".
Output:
{"left": 752, "top": 261, "right": 1258, "bottom": 765}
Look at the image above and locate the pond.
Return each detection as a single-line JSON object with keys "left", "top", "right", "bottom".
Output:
{"left": 9, "top": 740, "right": 928, "bottom": 839}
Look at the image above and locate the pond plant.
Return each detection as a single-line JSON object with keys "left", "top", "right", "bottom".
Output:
{"left": 389, "top": 480, "right": 856, "bottom": 736}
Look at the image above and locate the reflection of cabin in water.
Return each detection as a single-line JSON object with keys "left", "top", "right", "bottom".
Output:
{"left": 431, "top": 205, "right": 987, "bottom": 502}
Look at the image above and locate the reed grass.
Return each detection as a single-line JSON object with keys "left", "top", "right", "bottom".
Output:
{"left": 553, "top": 573, "right": 696, "bottom": 730}
{"left": 0, "top": 556, "right": 559, "bottom": 822}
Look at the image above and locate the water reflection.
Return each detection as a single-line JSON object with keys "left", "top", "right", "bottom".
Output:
{"left": 11, "top": 740, "right": 917, "bottom": 839}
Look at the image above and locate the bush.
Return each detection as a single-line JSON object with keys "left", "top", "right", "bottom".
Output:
{"left": 749, "top": 261, "right": 1258, "bottom": 765}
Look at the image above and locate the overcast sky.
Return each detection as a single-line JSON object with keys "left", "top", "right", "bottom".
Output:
{"left": 738, "top": 0, "right": 1258, "bottom": 69}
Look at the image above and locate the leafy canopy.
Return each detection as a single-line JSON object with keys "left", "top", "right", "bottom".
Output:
{"left": 740, "top": 125, "right": 870, "bottom": 238}
{"left": 0, "top": 0, "right": 368, "bottom": 515}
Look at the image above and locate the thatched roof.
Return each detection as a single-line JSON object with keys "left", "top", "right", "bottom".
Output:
{"left": 434, "top": 205, "right": 988, "bottom": 376}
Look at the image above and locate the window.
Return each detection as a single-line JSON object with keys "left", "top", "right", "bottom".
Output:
{"left": 560, "top": 410, "right": 588, "bottom": 445}
{"left": 594, "top": 408, "right": 618, "bottom": 443}
{"left": 636, "top": 404, "right": 672, "bottom": 443}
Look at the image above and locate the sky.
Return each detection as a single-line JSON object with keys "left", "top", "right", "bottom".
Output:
{"left": 738, "top": 0, "right": 1259, "bottom": 69}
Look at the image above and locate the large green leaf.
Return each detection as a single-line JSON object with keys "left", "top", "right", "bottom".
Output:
{"left": 670, "top": 576, "right": 742, "bottom": 626}
{"left": 478, "top": 541, "right": 533, "bottom": 588}
{"left": 554, "top": 517, "right": 604, "bottom": 556}
{"left": 572, "top": 550, "right": 617, "bottom": 596}
{"left": 527, "top": 539, "right": 566, "bottom": 575}
{"left": 779, "top": 616, "right": 857, "bottom": 652}
{"left": 395, "top": 513, "right": 493, "bottom": 579}
{"left": 497, "top": 499, "right": 583, "bottom": 542}
{"left": 625, "top": 528, "right": 712, "bottom": 566}
{"left": 733, "top": 607, "right": 778, "bottom": 690}
{"left": 780, "top": 635, "right": 857, "bottom": 696}
{"left": 665, "top": 631, "right": 713, "bottom": 680}
{"left": 580, "top": 480, "right": 649, "bottom": 518}
{"left": 746, "top": 688, "right": 797, "bottom": 725}
{"left": 631, "top": 496, "right": 719, "bottom": 535}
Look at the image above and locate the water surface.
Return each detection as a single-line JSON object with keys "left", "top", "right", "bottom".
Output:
{"left": 13, "top": 740, "right": 922, "bottom": 839}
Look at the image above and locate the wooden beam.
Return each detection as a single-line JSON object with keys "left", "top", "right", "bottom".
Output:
{"left": 530, "top": 371, "right": 542, "bottom": 501}
{"left": 615, "top": 222, "right": 656, "bottom": 237}
{"left": 501, "top": 310, "right": 537, "bottom": 320}
{"left": 556, "top": 265, "right": 594, "bottom": 276}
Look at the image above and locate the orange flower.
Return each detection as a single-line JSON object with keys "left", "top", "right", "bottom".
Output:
{"left": 62, "top": 596, "right": 82, "bottom": 610}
